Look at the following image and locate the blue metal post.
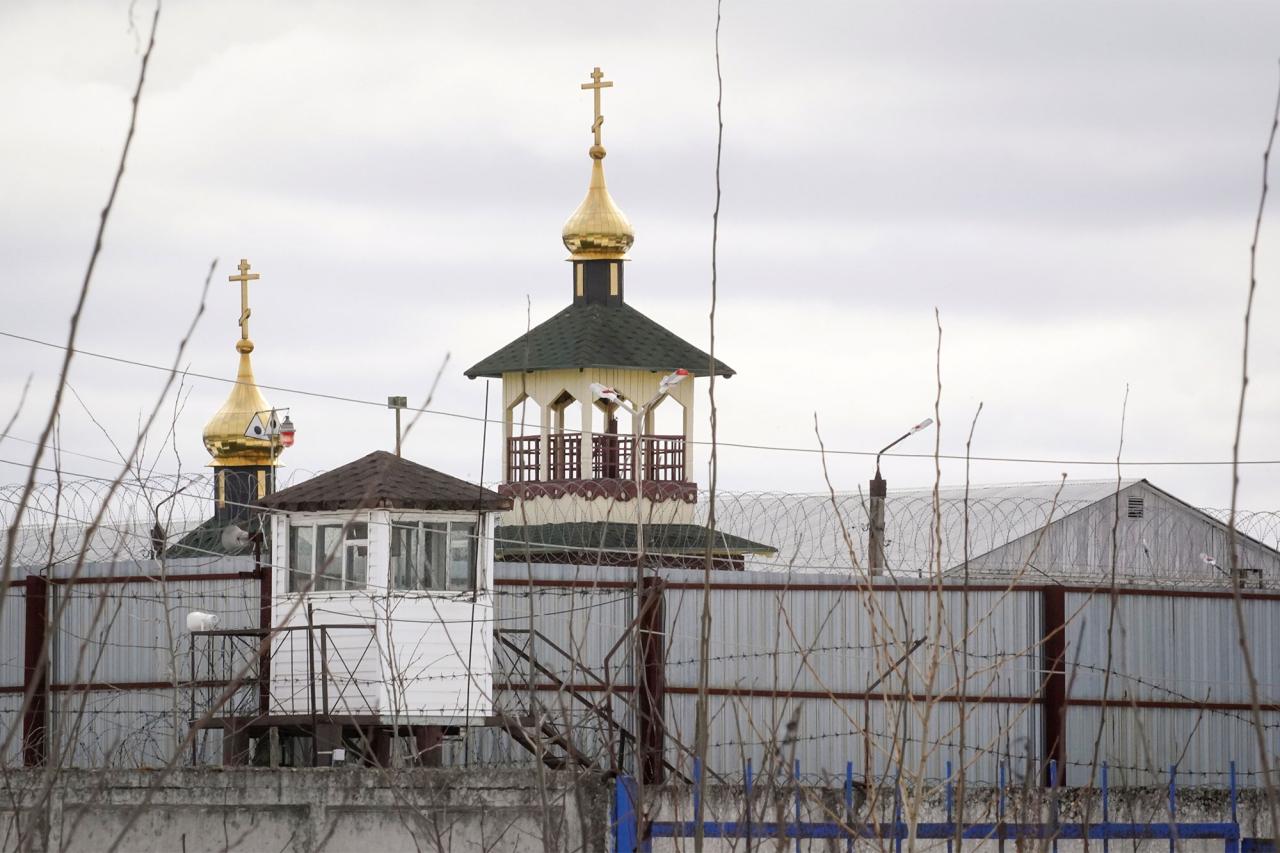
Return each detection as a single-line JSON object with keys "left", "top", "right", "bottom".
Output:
{"left": 998, "top": 762, "right": 1006, "bottom": 853}
{"left": 894, "top": 772, "right": 903, "bottom": 853}
{"left": 946, "top": 760, "right": 954, "bottom": 853}
{"left": 613, "top": 775, "right": 639, "bottom": 853}
{"left": 1168, "top": 764, "right": 1177, "bottom": 853}
{"left": 794, "top": 759, "right": 802, "bottom": 853}
{"left": 693, "top": 757, "right": 703, "bottom": 829}
{"left": 745, "top": 758, "right": 753, "bottom": 848}
{"left": 845, "top": 761, "right": 855, "bottom": 853}
{"left": 1228, "top": 760, "right": 1240, "bottom": 853}
{"left": 1102, "top": 762, "right": 1110, "bottom": 853}
{"left": 1049, "top": 759, "right": 1060, "bottom": 853}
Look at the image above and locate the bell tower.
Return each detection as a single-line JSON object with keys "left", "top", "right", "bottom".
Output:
{"left": 201, "top": 258, "right": 284, "bottom": 524}
{"left": 465, "top": 69, "right": 770, "bottom": 568}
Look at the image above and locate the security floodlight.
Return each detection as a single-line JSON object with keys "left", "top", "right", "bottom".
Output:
{"left": 658, "top": 368, "right": 690, "bottom": 395}
{"left": 591, "top": 383, "right": 621, "bottom": 404}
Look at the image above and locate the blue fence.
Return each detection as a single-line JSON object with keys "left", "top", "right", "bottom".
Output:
{"left": 614, "top": 759, "right": 1253, "bottom": 852}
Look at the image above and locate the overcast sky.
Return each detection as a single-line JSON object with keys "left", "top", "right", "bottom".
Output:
{"left": 3, "top": 1, "right": 1280, "bottom": 512}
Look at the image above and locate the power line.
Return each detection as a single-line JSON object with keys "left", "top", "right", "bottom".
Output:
{"left": 4, "top": 328, "right": 1278, "bottom": 468}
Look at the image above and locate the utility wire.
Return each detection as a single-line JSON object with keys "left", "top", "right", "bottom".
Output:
{"left": 3, "top": 328, "right": 1278, "bottom": 467}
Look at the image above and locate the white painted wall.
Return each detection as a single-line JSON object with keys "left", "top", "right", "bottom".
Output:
{"left": 268, "top": 509, "right": 495, "bottom": 723}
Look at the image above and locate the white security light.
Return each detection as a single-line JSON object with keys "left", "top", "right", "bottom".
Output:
{"left": 591, "top": 383, "right": 621, "bottom": 404}
{"left": 658, "top": 368, "right": 690, "bottom": 395}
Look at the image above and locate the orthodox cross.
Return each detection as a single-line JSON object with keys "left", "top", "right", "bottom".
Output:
{"left": 581, "top": 66, "right": 613, "bottom": 148}
{"left": 227, "top": 258, "right": 260, "bottom": 342}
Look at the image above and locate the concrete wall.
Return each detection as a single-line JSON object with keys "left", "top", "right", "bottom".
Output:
{"left": 2, "top": 768, "right": 609, "bottom": 853}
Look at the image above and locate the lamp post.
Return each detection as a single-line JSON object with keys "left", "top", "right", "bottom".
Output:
{"left": 592, "top": 368, "right": 688, "bottom": 784}
{"left": 388, "top": 396, "right": 408, "bottom": 456}
{"left": 868, "top": 417, "right": 932, "bottom": 575}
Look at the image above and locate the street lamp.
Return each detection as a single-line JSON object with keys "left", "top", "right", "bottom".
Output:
{"left": 868, "top": 417, "right": 932, "bottom": 575}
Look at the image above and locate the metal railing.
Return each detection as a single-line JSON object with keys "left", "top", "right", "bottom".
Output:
{"left": 188, "top": 621, "right": 379, "bottom": 722}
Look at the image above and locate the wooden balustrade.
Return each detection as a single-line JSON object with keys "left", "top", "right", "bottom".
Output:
{"left": 506, "top": 434, "right": 686, "bottom": 483}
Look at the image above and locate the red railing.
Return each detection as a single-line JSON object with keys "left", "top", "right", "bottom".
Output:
{"left": 507, "top": 435, "right": 540, "bottom": 482}
{"left": 508, "top": 434, "right": 687, "bottom": 483}
{"left": 640, "top": 435, "right": 686, "bottom": 482}
{"left": 547, "top": 434, "right": 581, "bottom": 480}
{"left": 591, "top": 435, "right": 686, "bottom": 482}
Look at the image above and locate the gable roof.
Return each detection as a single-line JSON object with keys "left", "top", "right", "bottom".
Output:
{"left": 259, "top": 451, "right": 511, "bottom": 513}
{"left": 464, "top": 301, "right": 734, "bottom": 379}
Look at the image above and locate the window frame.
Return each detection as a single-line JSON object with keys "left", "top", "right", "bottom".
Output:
{"left": 286, "top": 515, "right": 371, "bottom": 593}
{"left": 388, "top": 513, "right": 482, "bottom": 594}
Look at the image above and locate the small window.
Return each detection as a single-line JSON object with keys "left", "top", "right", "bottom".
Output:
{"left": 288, "top": 520, "right": 368, "bottom": 592}
{"left": 288, "top": 525, "right": 314, "bottom": 593}
{"left": 390, "top": 519, "right": 478, "bottom": 592}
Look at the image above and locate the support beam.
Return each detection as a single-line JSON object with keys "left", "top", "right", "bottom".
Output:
{"left": 637, "top": 575, "right": 667, "bottom": 784}
{"left": 22, "top": 574, "right": 48, "bottom": 767}
{"left": 1041, "top": 585, "right": 1067, "bottom": 786}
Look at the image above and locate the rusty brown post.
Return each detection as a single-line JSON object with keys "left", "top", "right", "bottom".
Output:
{"left": 868, "top": 474, "right": 886, "bottom": 575}
{"left": 637, "top": 574, "right": 667, "bottom": 784}
{"left": 22, "top": 573, "right": 49, "bottom": 767}
{"left": 1042, "top": 585, "right": 1067, "bottom": 786}
{"left": 256, "top": 536, "right": 271, "bottom": 717}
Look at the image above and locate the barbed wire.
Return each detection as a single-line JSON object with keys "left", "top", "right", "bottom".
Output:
{"left": 4, "top": 473, "right": 1279, "bottom": 590}
{"left": 7, "top": 328, "right": 1280, "bottom": 468}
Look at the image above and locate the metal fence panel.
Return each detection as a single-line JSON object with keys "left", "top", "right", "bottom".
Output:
{"left": 664, "top": 586, "right": 1041, "bottom": 699}
{"left": 1065, "top": 593, "right": 1280, "bottom": 705}
{"left": 663, "top": 693, "right": 1040, "bottom": 786}
{"left": 53, "top": 578, "right": 259, "bottom": 688}
{"left": 1065, "top": 705, "right": 1280, "bottom": 787}
{"left": 0, "top": 588, "right": 24, "bottom": 689}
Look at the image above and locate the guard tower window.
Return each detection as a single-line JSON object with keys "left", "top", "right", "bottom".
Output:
{"left": 390, "top": 519, "right": 478, "bottom": 592}
{"left": 288, "top": 521, "right": 368, "bottom": 592}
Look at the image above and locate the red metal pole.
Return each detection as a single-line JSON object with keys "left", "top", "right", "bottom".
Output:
{"left": 638, "top": 575, "right": 667, "bottom": 784}
{"left": 1042, "top": 586, "right": 1068, "bottom": 786}
{"left": 256, "top": 536, "right": 271, "bottom": 718}
{"left": 22, "top": 574, "right": 49, "bottom": 767}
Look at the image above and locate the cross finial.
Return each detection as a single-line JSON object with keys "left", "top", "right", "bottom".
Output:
{"left": 227, "top": 258, "right": 261, "bottom": 348}
{"left": 580, "top": 66, "right": 614, "bottom": 157}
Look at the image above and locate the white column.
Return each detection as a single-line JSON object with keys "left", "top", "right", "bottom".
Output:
{"left": 683, "top": 397, "right": 695, "bottom": 482}
{"left": 538, "top": 403, "right": 550, "bottom": 481}
{"left": 579, "top": 380, "right": 593, "bottom": 480}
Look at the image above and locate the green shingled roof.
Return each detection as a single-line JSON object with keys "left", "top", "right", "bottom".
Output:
{"left": 464, "top": 301, "right": 734, "bottom": 379}
{"left": 494, "top": 522, "right": 773, "bottom": 558}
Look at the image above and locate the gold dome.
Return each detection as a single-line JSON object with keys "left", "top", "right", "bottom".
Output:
{"left": 562, "top": 149, "right": 634, "bottom": 260}
{"left": 202, "top": 339, "right": 280, "bottom": 468}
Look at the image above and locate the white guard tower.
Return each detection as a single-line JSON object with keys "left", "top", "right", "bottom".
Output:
{"left": 259, "top": 450, "right": 511, "bottom": 763}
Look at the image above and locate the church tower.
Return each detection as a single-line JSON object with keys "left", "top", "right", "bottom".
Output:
{"left": 200, "top": 259, "right": 285, "bottom": 526}
{"left": 466, "top": 69, "right": 770, "bottom": 568}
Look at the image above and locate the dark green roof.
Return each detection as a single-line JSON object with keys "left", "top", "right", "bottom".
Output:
{"left": 494, "top": 522, "right": 773, "bottom": 558}
{"left": 165, "top": 515, "right": 261, "bottom": 559}
{"left": 465, "top": 302, "right": 734, "bottom": 379}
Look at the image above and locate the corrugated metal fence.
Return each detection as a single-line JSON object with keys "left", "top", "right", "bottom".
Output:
{"left": 2, "top": 559, "right": 1277, "bottom": 786}
{"left": 0, "top": 556, "right": 261, "bottom": 767}
{"left": 476, "top": 564, "right": 1280, "bottom": 787}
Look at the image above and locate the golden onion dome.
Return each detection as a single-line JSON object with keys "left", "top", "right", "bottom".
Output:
{"left": 561, "top": 146, "right": 634, "bottom": 260}
{"left": 202, "top": 339, "right": 280, "bottom": 468}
